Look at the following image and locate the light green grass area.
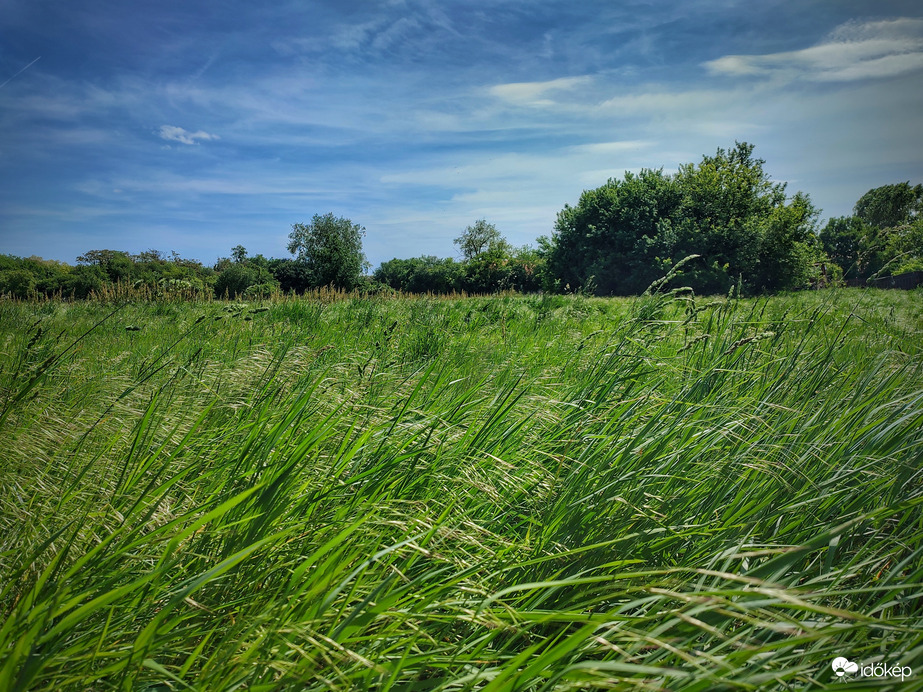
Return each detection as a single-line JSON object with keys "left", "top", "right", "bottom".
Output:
{"left": 1, "top": 289, "right": 922, "bottom": 690}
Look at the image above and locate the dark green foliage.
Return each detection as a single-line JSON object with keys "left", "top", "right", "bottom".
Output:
{"left": 547, "top": 167, "right": 680, "bottom": 294}
{"left": 61, "top": 264, "right": 107, "bottom": 298}
{"left": 373, "top": 256, "right": 463, "bottom": 293}
{"left": 821, "top": 182, "right": 923, "bottom": 280}
{"left": 288, "top": 213, "right": 369, "bottom": 290}
{"left": 854, "top": 181, "right": 922, "bottom": 228}
{"left": 820, "top": 215, "right": 879, "bottom": 279}
{"left": 213, "top": 263, "right": 259, "bottom": 298}
{"left": 268, "top": 258, "right": 313, "bottom": 294}
{"left": 544, "top": 143, "right": 821, "bottom": 295}
{"left": 454, "top": 219, "right": 506, "bottom": 261}
{"left": 76, "top": 249, "right": 134, "bottom": 283}
{"left": 462, "top": 243, "right": 513, "bottom": 293}
{"left": 374, "top": 241, "right": 544, "bottom": 295}
{"left": 231, "top": 244, "right": 248, "bottom": 264}
{"left": 506, "top": 245, "right": 544, "bottom": 293}
{"left": 0, "top": 269, "right": 37, "bottom": 298}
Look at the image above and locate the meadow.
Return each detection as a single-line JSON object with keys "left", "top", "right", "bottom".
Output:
{"left": 1, "top": 287, "right": 922, "bottom": 690}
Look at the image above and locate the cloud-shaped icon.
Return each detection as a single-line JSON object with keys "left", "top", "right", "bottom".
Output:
{"left": 832, "top": 657, "right": 859, "bottom": 676}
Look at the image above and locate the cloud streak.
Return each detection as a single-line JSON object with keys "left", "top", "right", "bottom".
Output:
{"left": 705, "top": 18, "right": 923, "bottom": 82}
{"left": 489, "top": 76, "right": 593, "bottom": 107}
{"left": 158, "top": 125, "right": 219, "bottom": 145}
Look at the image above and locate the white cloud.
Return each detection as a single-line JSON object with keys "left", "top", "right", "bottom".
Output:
{"left": 704, "top": 18, "right": 923, "bottom": 82}
{"left": 567, "top": 140, "right": 650, "bottom": 155}
{"left": 158, "top": 125, "right": 220, "bottom": 145}
{"left": 489, "top": 76, "right": 593, "bottom": 107}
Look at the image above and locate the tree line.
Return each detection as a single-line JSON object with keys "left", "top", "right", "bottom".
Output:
{"left": 1, "top": 142, "right": 921, "bottom": 299}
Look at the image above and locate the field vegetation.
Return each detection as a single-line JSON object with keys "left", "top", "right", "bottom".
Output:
{"left": 1, "top": 286, "right": 922, "bottom": 689}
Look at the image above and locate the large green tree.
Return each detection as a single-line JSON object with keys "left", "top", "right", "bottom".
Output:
{"left": 545, "top": 167, "right": 680, "bottom": 294}
{"left": 287, "top": 213, "right": 369, "bottom": 290}
{"left": 543, "top": 143, "right": 820, "bottom": 295}
{"left": 820, "top": 182, "right": 923, "bottom": 281}
{"left": 854, "top": 182, "right": 922, "bottom": 229}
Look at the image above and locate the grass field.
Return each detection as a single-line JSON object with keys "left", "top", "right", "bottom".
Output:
{"left": 1, "top": 288, "right": 922, "bottom": 690}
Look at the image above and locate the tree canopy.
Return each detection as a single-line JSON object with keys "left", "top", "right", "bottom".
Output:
{"left": 820, "top": 182, "right": 923, "bottom": 280}
{"left": 543, "top": 142, "right": 821, "bottom": 295}
{"left": 854, "top": 182, "right": 922, "bottom": 229}
{"left": 287, "top": 213, "right": 369, "bottom": 291}
{"left": 454, "top": 220, "right": 507, "bottom": 261}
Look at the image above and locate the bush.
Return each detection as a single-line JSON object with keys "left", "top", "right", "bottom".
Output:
{"left": 242, "top": 282, "right": 279, "bottom": 299}
{"left": 214, "top": 264, "right": 259, "bottom": 298}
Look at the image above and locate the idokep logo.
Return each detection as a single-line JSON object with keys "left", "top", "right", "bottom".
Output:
{"left": 831, "top": 656, "right": 913, "bottom": 682}
{"left": 832, "top": 657, "right": 858, "bottom": 677}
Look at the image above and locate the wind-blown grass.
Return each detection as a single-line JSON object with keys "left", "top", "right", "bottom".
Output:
{"left": 1, "top": 288, "right": 922, "bottom": 690}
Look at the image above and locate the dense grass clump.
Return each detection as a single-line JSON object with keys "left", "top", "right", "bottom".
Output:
{"left": 1, "top": 288, "right": 922, "bottom": 690}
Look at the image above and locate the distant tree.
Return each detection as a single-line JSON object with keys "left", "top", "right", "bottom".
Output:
{"left": 268, "top": 258, "right": 312, "bottom": 294}
{"left": 546, "top": 167, "right": 682, "bottom": 294}
{"left": 819, "top": 216, "right": 878, "bottom": 279}
{"left": 854, "top": 182, "right": 922, "bottom": 229}
{"left": 62, "top": 264, "right": 107, "bottom": 299}
{"left": 76, "top": 249, "right": 134, "bottom": 283}
{"left": 231, "top": 245, "right": 248, "bottom": 264}
{"left": 11, "top": 255, "right": 72, "bottom": 297}
{"left": 132, "top": 249, "right": 165, "bottom": 263}
{"left": 543, "top": 142, "right": 819, "bottom": 295}
{"left": 374, "top": 256, "right": 463, "bottom": 293}
{"left": 214, "top": 263, "right": 259, "bottom": 298}
{"left": 462, "top": 242, "right": 513, "bottom": 293}
{"left": 454, "top": 220, "right": 507, "bottom": 261}
{"left": 883, "top": 218, "right": 923, "bottom": 274}
{"left": 214, "top": 257, "right": 232, "bottom": 272}
{"left": 507, "top": 245, "right": 545, "bottom": 293}
{"left": 819, "top": 182, "right": 923, "bottom": 281}
{"left": 0, "top": 269, "right": 37, "bottom": 298}
{"left": 288, "top": 213, "right": 368, "bottom": 290}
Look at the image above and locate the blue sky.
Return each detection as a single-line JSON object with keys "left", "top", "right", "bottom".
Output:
{"left": 2, "top": 0, "right": 922, "bottom": 269}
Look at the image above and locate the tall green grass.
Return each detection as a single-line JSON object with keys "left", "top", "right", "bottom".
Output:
{"left": 1, "top": 288, "right": 922, "bottom": 690}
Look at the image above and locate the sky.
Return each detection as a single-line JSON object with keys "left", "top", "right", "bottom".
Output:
{"left": 2, "top": 0, "right": 922, "bottom": 270}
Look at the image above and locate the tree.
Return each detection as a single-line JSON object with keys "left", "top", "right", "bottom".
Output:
{"left": 820, "top": 182, "right": 923, "bottom": 280}
{"left": 287, "top": 213, "right": 368, "bottom": 290}
{"left": 854, "top": 182, "right": 922, "bottom": 229}
{"left": 507, "top": 245, "right": 544, "bottom": 293}
{"left": 214, "top": 263, "right": 259, "bottom": 298}
{"left": 76, "top": 249, "right": 134, "bottom": 283}
{"left": 819, "top": 215, "right": 878, "bottom": 279}
{"left": 463, "top": 242, "right": 513, "bottom": 293}
{"left": 0, "top": 269, "right": 37, "bottom": 298}
{"left": 231, "top": 245, "right": 248, "bottom": 264}
{"left": 543, "top": 142, "right": 819, "bottom": 295}
{"left": 374, "top": 256, "right": 463, "bottom": 293}
{"left": 545, "top": 167, "right": 682, "bottom": 294}
{"left": 454, "top": 220, "right": 507, "bottom": 261}
{"left": 268, "top": 258, "right": 313, "bottom": 294}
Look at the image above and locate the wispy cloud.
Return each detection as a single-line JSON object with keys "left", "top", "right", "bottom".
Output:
{"left": 158, "top": 125, "right": 219, "bottom": 145}
{"left": 489, "top": 76, "right": 593, "bottom": 107}
{"left": 705, "top": 18, "right": 923, "bottom": 82}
